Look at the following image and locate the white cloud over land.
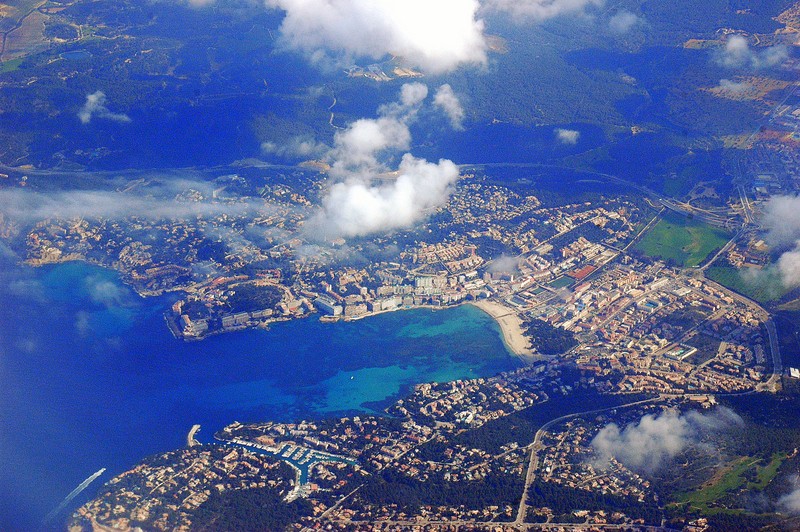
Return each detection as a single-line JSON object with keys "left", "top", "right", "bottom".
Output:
{"left": 306, "top": 83, "right": 460, "bottom": 240}
{"left": 78, "top": 91, "right": 131, "bottom": 124}
{"left": 327, "top": 83, "right": 426, "bottom": 177}
{"left": 752, "top": 195, "right": 800, "bottom": 289}
{"left": 434, "top": 84, "right": 466, "bottom": 130}
{"left": 260, "top": 0, "right": 608, "bottom": 72}
{"left": 264, "top": 0, "right": 488, "bottom": 73}
{"left": 316, "top": 154, "right": 459, "bottom": 239}
{"left": 715, "top": 35, "right": 788, "bottom": 70}
{"left": 608, "top": 10, "right": 641, "bottom": 34}
{"left": 261, "top": 135, "right": 329, "bottom": 159}
{"left": 555, "top": 128, "right": 580, "bottom": 144}
{"left": 718, "top": 79, "right": 748, "bottom": 91}
{"left": 591, "top": 408, "right": 742, "bottom": 473}
{"left": 761, "top": 195, "right": 800, "bottom": 248}
{"left": 0, "top": 184, "right": 265, "bottom": 224}
{"left": 485, "top": 0, "right": 603, "bottom": 21}
{"left": 779, "top": 482, "right": 800, "bottom": 514}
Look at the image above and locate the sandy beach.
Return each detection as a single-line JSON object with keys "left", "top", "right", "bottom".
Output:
{"left": 469, "top": 300, "right": 532, "bottom": 358}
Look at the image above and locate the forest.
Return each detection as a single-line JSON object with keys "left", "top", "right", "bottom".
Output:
{"left": 522, "top": 318, "right": 579, "bottom": 355}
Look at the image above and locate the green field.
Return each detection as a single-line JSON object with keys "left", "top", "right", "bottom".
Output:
{"left": 677, "top": 457, "right": 753, "bottom": 510}
{"left": 750, "top": 454, "right": 785, "bottom": 490}
{"left": 547, "top": 276, "right": 574, "bottom": 289}
{"left": 705, "top": 266, "right": 788, "bottom": 304}
{"left": 674, "top": 453, "right": 787, "bottom": 514}
{"left": 0, "top": 58, "right": 23, "bottom": 74}
{"left": 635, "top": 213, "right": 730, "bottom": 268}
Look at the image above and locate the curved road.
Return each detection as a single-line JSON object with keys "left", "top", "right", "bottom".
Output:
{"left": 514, "top": 396, "right": 663, "bottom": 526}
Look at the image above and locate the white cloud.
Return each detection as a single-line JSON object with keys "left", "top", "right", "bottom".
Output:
{"left": 715, "top": 35, "right": 788, "bottom": 69}
{"left": 315, "top": 154, "right": 459, "bottom": 239}
{"left": 775, "top": 247, "right": 800, "bottom": 289}
{"left": 181, "top": 0, "right": 606, "bottom": 73}
{"left": 264, "top": 0, "right": 488, "bottom": 73}
{"left": 608, "top": 10, "right": 641, "bottom": 34}
{"left": 488, "top": 254, "right": 520, "bottom": 273}
{"left": 761, "top": 195, "right": 800, "bottom": 248}
{"left": 0, "top": 241, "right": 18, "bottom": 261}
{"left": 591, "top": 408, "right": 741, "bottom": 473}
{"left": 757, "top": 195, "right": 800, "bottom": 289}
{"left": 0, "top": 182, "right": 270, "bottom": 224}
{"left": 555, "top": 128, "right": 580, "bottom": 145}
{"left": 8, "top": 279, "right": 45, "bottom": 301}
{"left": 15, "top": 338, "right": 38, "bottom": 353}
{"left": 261, "top": 135, "right": 329, "bottom": 159}
{"left": 485, "top": 0, "right": 603, "bottom": 21}
{"left": 78, "top": 91, "right": 131, "bottom": 124}
{"left": 399, "top": 82, "right": 429, "bottom": 107}
{"left": 75, "top": 311, "right": 91, "bottom": 337}
{"left": 329, "top": 116, "right": 412, "bottom": 174}
{"left": 307, "top": 83, "right": 460, "bottom": 239}
{"left": 779, "top": 482, "right": 800, "bottom": 514}
{"left": 717, "top": 79, "right": 749, "bottom": 92}
{"left": 85, "top": 275, "right": 130, "bottom": 308}
{"left": 434, "top": 84, "right": 466, "bottom": 130}
{"left": 328, "top": 82, "right": 427, "bottom": 178}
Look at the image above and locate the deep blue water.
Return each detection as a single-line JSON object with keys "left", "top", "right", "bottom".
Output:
{"left": 0, "top": 260, "right": 518, "bottom": 530}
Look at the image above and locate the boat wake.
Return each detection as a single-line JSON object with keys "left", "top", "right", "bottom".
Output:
{"left": 42, "top": 468, "right": 106, "bottom": 525}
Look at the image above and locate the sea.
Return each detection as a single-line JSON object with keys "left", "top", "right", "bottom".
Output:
{"left": 0, "top": 259, "right": 520, "bottom": 530}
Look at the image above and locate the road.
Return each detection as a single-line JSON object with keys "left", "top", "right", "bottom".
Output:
{"left": 514, "top": 397, "right": 662, "bottom": 526}
{"left": 315, "top": 485, "right": 362, "bottom": 521}
{"left": 622, "top": 208, "right": 665, "bottom": 253}
{"left": 698, "top": 229, "right": 744, "bottom": 271}
{"left": 761, "top": 318, "right": 783, "bottom": 392}
{"left": 737, "top": 185, "right": 755, "bottom": 226}
{"left": 660, "top": 198, "right": 734, "bottom": 228}
{"left": 701, "top": 275, "right": 783, "bottom": 391}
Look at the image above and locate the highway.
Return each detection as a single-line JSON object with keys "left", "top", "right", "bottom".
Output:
{"left": 698, "top": 229, "right": 744, "bottom": 271}
{"left": 761, "top": 318, "right": 783, "bottom": 392}
{"left": 737, "top": 185, "right": 755, "bottom": 226}
{"left": 659, "top": 197, "right": 735, "bottom": 229}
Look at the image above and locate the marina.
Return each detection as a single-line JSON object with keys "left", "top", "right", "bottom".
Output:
{"left": 222, "top": 437, "right": 357, "bottom": 486}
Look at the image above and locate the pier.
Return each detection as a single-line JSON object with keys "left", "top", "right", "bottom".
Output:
{"left": 187, "top": 424, "right": 201, "bottom": 447}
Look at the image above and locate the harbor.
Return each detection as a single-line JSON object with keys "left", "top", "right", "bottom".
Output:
{"left": 221, "top": 437, "right": 356, "bottom": 485}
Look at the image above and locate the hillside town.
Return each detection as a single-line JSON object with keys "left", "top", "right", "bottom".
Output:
{"left": 10, "top": 159, "right": 790, "bottom": 530}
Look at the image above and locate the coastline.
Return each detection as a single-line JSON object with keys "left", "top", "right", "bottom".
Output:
{"left": 176, "top": 298, "right": 536, "bottom": 363}
{"left": 28, "top": 259, "right": 535, "bottom": 362}
{"left": 467, "top": 300, "right": 533, "bottom": 359}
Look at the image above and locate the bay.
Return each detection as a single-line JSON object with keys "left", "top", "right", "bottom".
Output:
{"left": 0, "top": 260, "right": 518, "bottom": 529}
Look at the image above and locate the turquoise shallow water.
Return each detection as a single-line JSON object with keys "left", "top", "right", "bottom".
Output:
{"left": 0, "top": 261, "right": 518, "bottom": 529}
